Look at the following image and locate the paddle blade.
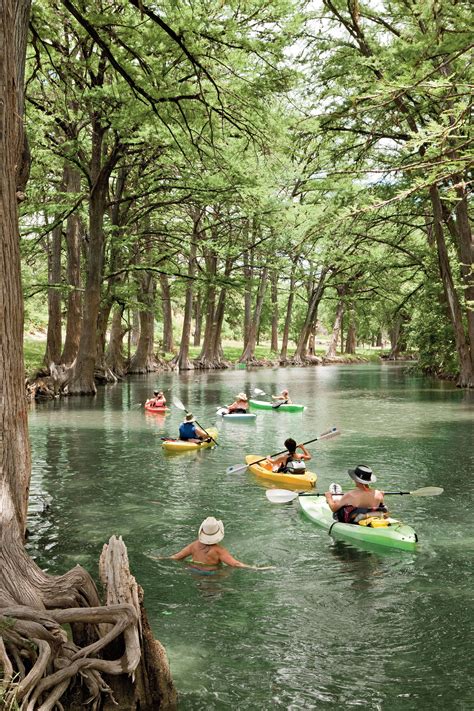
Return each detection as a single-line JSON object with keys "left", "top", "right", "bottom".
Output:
{"left": 172, "top": 397, "right": 186, "bottom": 411}
{"left": 266, "top": 489, "right": 299, "bottom": 504}
{"left": 253, "top": 388, "right": 266, "bottom": 396}
{"left": 411, "top": 486, "right": 444, "bottom": 497}
{"left": 226, "top": 463, "right": 248, "bottom": 475}
{"left": 318, "top": 428, "right": 341, "bottom": 440}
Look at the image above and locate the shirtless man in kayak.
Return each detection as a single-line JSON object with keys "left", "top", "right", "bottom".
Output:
{"left": 325, "top": 465, "right": 387, "bottom": 524}
{"left": 272, "top": 388, "right": 292, "bottom": 404}
{"left": 168, "top": 517, "right": 273, "bottom": 569}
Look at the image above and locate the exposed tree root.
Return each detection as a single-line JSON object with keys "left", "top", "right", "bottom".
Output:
{"left": 0, "top": 536, "right": 176, "bottom": 710}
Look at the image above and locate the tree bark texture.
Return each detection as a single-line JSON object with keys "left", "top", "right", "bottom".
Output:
{"left": 68, "top": 117, "right": 108, "bottom": 394}
{"left": 61, "top": 164, "right": 83, "bottom": 365}
{"left": 326, "top": 294, "right": 346, "bottom": 358}
{"left": 106, "top": 304, "right": 127, "bottom": 377}
{"left": 43, "top": 223, "right": 62, "bottom": 367}
{"left": 129, "top": 272, "right": 158, "bottom": 373}
{"left": 0, "top": 0, "right": 32, "bottom": 538}
{"left": 270, "top": 270, "right": 279, "bottom": 352}
{"left": 159, "top": 274, "right": 174, "bottom": 352}
{"left": 239, "top": 267, "right": 268, "bottom": 363}
{"left": 176, "top": 211, "right": 199, "bottom": 370}
{"left": 430, "top": 185, "right": 473, "bottom": 387}
{"left": 280, "top": 272, "right": 296, "bottom": 362}
{"left": 293, "top": 267, "right": 329, "bottom": 362}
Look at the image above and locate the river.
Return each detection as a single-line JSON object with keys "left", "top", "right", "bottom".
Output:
{"left": 27, "top": 364, "right": 474, "bottom": 709}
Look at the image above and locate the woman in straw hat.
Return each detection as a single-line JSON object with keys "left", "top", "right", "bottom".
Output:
{"left": 168, "top": 517, "right": 273, "bottom": 569}
{"left": 226, "top": 392, "right": 249, "bottom": 414}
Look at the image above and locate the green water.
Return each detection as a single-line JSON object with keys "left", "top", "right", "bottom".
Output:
{"left": 27, "top": 365, "right": 474, "bottom": 709}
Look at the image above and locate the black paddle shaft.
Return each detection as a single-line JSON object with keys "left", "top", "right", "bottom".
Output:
{"left": 250, "top": 432, "right": 334, "bottom": 469}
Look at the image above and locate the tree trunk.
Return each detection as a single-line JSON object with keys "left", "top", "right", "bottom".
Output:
{"left": 61, "top": 164, "right": 82, "bottom": 364}
{"left": 280, "top": 272, "right": 296, "bottom": 362}
{"left": 68, "top": 117, "right": 108, "bottom": 394}
{"left": 1, "top": 0, "right": 31, "bottom": 540}
{"left": 389, "top": 316, "right": 402, "bottom": 359}
{"left": 195, "top": 252, "right": 217, "bottom": 367}
{"left": 1, "top": 8, "right": 176, "bottom": 708}
{"left": 430, "top": 185, "right": 473, "bottom": 387}
{"left": 239, "top": 267, "right": 268, "bottom": 363}
{"left": 44, "top": 222, "right": 62, "bottom": 367}
{"left": 345, "top": 309, "right": 357, "bottom": 354}
{"left": 129, "top": 272, "right": 158, "bottom": 373}
{"left": 293, "top": 267, "right": 329, "bottom": 362}
{"left": 326, "top": 297, "right": 345, "bottom": 358}
{"left": 243, "top": 245, "right": 252, "bottom": 347}
{"left": 132, "top": 309, "right": 140, "bottom": 345}
{"left": 106, "top": 304, "right": 127, "bottom": 377}
{"left": 176, "top": 212, "right": 198, "bottom": 371}
{"left": 270, "top": 270, "right": 279, "bottom": 353}
{"left": 193, "top": 293, "right": 201, "bottom": 346}
{"left": 159, "top": 274, "right": 174, "bottom": 352}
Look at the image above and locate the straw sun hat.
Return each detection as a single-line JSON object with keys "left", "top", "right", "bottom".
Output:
{"left": 235, "top": 392, "right": 248, "bottom": 401}
{"left": 198, "top": 517, "right": 224, "bottom": 545}
{"left": 184, "top": 413, "right": 195, "bottom": 422}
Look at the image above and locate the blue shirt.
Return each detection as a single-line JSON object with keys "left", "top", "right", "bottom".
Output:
{"left": 179, "top": 422, "right": 198, "bottom": 440}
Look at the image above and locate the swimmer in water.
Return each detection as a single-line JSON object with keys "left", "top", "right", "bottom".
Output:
{"left": 168, "top": 517, "right": 273, "bottom": 570}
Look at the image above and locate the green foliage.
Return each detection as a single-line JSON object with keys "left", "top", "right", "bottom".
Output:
{"left": 406, "top": 283, "right": 459, "bottom": 377}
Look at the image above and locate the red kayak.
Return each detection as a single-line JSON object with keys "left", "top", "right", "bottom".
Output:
{"left": 144, "top": 401, "right": 169, "bottom": 413}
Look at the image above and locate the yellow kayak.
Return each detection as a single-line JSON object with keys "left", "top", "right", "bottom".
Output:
{"left": 245, "top": 455, "right": 317, "bottom": 489}
{"left": 162, "top": 428, "right": 218, "bottom": 453}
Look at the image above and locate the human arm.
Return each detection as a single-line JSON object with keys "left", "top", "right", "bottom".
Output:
{"left": 325, "top": 491, "right": 352, "bottom": 513}
{"left": 297, "top": 444, "right": 311, "bottom": 461}
{"left": 195, "top": 424, "right": 209, "bottom": 439}
{"left": 218, "top": 547, "right": 274, "bottom": 570}
{"left": 169, "top": 543, "right": 194, "bottom": 560}
{"left": 227, "top": 400, "right": 237, "bottom": 411}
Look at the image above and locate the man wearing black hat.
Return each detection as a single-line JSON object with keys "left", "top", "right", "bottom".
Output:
{"left": 325, "top": 465, "right": 387, "bottom": 524}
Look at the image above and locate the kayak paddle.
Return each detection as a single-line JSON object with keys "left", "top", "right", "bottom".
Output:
{"left": 226, "top": 427, "right": 340, "bottom": 475}
{"left": 252, "top": 388, "right": 266, "bottom": 396}
{"left": 266, "top": 486, "right": 444, "bottom": 504}
{"left": 172, "top": 397, "right": 219, "bottom": 446}
{"left": 271, "top": 399, "right": 288, "bottom": 409}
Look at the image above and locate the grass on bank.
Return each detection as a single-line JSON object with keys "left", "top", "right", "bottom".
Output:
{"left": 24, "top": 336, "right": 385, "bottom": 375}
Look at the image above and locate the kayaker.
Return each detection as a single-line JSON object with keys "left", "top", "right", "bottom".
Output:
{"left": 168, "top": 517, "right": 273, "bottom": 569}
{"left": 148, "top": 390, "right": 166, "bottom": 407}
{"left": 325, "top": 465, "right": 388, "bottom": 524}
{"left": 272, "top": 388, "right": 292, "bottom": 404}
{"left": 267, "top": 438, "right": 311, "bottom": 473}
{"left": 227, "top": 392, "right": 249, "bottom": 413}
{"left": 178, "top": 413, "right": 209, "bottom": 443}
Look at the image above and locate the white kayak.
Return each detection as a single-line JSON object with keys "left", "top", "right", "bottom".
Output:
{"left": 216, "top": 408, "right": 256, "bottom": 422}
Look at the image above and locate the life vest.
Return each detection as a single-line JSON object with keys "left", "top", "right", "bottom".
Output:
{"left": 179, "top": 422, "right": 198, "bottom": 440}
{"left": 278, "top": 455, "right": 306, "bottom": 474}
{"left": 335, "top": 504, "right": 388, "bottom": 524}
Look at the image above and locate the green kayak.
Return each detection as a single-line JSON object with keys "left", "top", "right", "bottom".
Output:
{"left": 248, "top": 399, "right": 305, "bottom": 413}
{"left": 299, "top": 495, "right": 418, "bottom": 551}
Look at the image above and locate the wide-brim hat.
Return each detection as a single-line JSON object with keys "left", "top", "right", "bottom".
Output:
{"left": 236, "top": 392, "right": 248, "bottom": 401}
{"left": 185, "top": 413, "right": 195, "bottom": 422}
{"left": 348, "top": 465, "right": 376, "bottom": 484}
{"left": 198, "top": 517, "right": 224, "bottom": 545}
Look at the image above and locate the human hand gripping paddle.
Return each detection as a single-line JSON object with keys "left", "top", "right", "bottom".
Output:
{"left": 172, "top": 397, "right": 219, "bottom": 446}
{"left": 266, "top": 486, "right": 444, "bottom": 504}
{"left": 226, "top": 427, "right": 340, "bottom": 475}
